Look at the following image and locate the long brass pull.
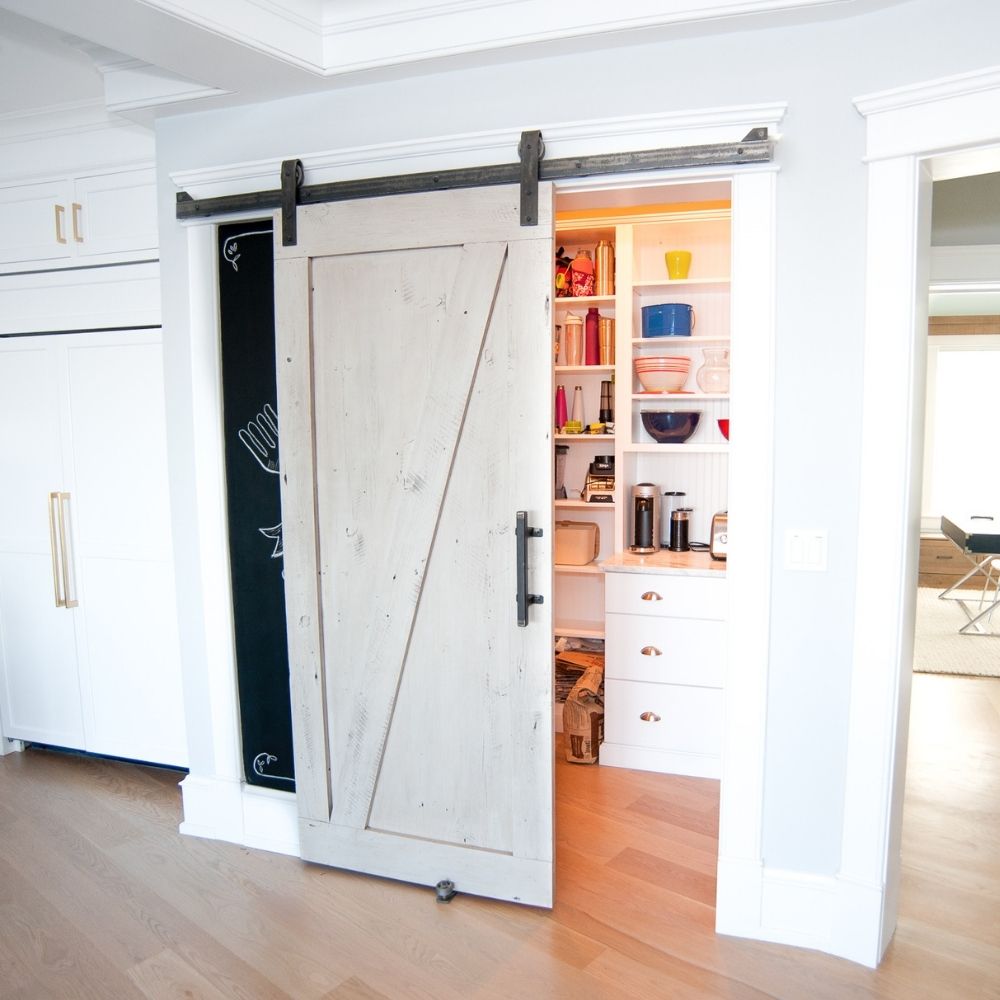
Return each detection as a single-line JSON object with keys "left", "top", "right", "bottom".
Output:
{"left": 56, "top": 492, "right": 79, "bottom": 609}
{"left": 54, "top": 204, "right": 67, "bottom": 245}
{"left": 71, "top": 203, "right": 83, "bottom": 243}
{"left": 48, "top": 492, "right": 65, "bottom": 607}
{"left": 640, "top": 645, "right": 661, "bottom": 656}
{"left": 640, "top": 590, "right": 662, "bottom": 602}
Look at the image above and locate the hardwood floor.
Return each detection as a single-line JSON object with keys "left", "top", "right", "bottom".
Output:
{"left": 1, "top": 673, "right": 998, "bottom": 999}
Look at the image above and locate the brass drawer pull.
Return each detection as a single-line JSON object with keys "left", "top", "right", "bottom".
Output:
{"left": 640, "top": 590, "right": 662, "bottom": 602}
{"left": 640, "top": 645, "right": 661, "bottom": 656}
{"left": 639, "top": 711, "right": 662, "bottom": 722}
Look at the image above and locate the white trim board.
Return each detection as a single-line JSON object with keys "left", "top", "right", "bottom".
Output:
{"left": 843, "top": 63, "right": 1000, "bottom": 968}
{"left": 171, "top": 102, "right": 780, "bottom": 954}
{"left": 169, "top": 104, "right": 786, "bottom": 200}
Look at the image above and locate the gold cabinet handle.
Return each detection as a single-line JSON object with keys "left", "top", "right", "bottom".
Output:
{"left": 640, "top": 590, "right": 662, "bottom": 602}
{"left": 71, "top": 202, "right": 83, "bottom": 243}
{"left": 48, "top": 492, "right": 65, "bottom": 607}
{"left": 54, "top": 204, "right": 67, "bottom": 244}
{"left": 56, "top": 492, "right": 79, "bottom": 609}
{"left": 640, "top": 645, "right": 661, "bottom": 656}
{"left": 639, "top": 711, "right": 662, "bottom": 722}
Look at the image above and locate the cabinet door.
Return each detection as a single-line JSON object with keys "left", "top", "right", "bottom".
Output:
{"left": 0, "top": 339, "right": 84, "bottom": 747}
{"left": 64, "top": 334, "right": 187, "bottom": 766}
{"left": 0, "top": 179, "right": 74, "bottom": 267}
{"left": 276, "top": 184, "right": 553, "bottom": 906}
{"left": 73, "top": 168, "right": 158, "bottom": 260}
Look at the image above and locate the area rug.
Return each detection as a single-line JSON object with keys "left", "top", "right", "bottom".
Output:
{"left": 913, "top": 587, "right": 1000, "bottom": 677}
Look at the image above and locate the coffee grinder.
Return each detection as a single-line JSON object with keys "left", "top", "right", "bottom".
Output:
{"left": 630, "top": 483, "right": 660, "bottom": 553}
{"left": 583, "top": 454, "right": 615, "bottom": 503}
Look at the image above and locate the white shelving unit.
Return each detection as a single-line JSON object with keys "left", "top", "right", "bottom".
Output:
{"left": 552, "top": 187, "right": 733, "bottom": 774}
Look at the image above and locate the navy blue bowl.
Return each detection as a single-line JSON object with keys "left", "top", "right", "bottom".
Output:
{"left": 641, "top": 410, "right": 701, "bottom": 443}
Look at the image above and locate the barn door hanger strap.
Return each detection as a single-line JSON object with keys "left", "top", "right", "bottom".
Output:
{"left": 174, "top": 129, "right": 772, "bottom": 229}
{"left": 518, "top": 129, "right": 543, "bottom": 227}
{"left": 281, "top": 158, "right": 304, "bottom": 247}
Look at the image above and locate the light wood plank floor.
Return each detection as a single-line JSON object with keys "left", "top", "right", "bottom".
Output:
{"left": 1, "top": 673, "right": 997, "bottom": 999}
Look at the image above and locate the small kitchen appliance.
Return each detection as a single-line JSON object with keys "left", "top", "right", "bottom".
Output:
{"left": 584, "top": 455, "right": 615, "bottom": 503}
{"left": 668, "top": 507, "right": 692, "bottom": 552}
{"left": 710, "top": 510, "right": 729, "bottom": 561}
{"left": 630, "top": 483, "right": 660, "bottom": 553}
{"left": 660, "top": 491, "right": 687, "bottom": 547}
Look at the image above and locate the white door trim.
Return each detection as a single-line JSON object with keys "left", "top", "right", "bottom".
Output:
{"left": 170, "top": 102, "right": 783, "bottom": 936}
{"left": 842, "top": 64, "right": 1000, "bottom": 968}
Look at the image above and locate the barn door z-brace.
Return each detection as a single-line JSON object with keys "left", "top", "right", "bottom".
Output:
{"left": 176, "top": 127, "right": 773, "bottom": 246}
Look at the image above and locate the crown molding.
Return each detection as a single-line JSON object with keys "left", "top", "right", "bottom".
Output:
{"left": 854, "top": 65, "right": 1000, "bottom": 117}
{"left": 170, "top": 102, "right": 786, "bottom": 199}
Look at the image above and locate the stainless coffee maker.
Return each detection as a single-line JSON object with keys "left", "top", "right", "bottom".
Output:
{"left": 630, "top": 483, "right": 661, "bottom": 554}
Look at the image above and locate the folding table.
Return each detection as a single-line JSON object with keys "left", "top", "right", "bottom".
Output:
{"left": 939, "top": 514, "right": 1000, "bottom": 635}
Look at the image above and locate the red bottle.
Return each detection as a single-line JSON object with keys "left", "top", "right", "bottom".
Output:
{"left": 585, "top": 308, "right": 600, "bottom": 365}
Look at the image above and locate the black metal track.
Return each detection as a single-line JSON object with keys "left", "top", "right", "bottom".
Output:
{"left": 175, "top": 131, "right": 773, "bottom": 222}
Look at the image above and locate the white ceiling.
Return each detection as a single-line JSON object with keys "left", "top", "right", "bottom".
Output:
{"left": 0, "top": 0, "right": 906, "bottom": 123}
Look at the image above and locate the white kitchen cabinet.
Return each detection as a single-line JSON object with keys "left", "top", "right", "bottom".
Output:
{"left": 601, "top": 563, "right": 727, "bottom": 777}
{"left": 0, "top": 330, "right": 187, "bottom": 766}
{"left": 0, "top": 166, "right": 158, "bottom": 272}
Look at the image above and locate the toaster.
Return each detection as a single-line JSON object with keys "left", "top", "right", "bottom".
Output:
{"left": 710, "top": 510, "right": 728, "bottom": 561}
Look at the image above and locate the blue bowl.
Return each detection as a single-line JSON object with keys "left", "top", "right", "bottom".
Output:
{"left": 641, "top": 410, "right": 701, "bottom": 444}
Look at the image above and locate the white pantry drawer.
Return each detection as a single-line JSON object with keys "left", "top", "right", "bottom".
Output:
{"left": 604, "top": 679, "right": 723, "bottom": 756}
{"left": 605, "top": 571, "right": 727, "bottom": 620}
{"left": 605, "top": 613, "right": 725, "bottom": 686}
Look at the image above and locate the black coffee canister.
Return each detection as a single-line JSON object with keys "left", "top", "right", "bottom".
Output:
{"left": 669, "top": 507, "right": 692, "bottom": 552}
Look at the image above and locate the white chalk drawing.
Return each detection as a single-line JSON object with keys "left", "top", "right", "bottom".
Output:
{"left": 239, "top": 402, "right": 284, "bottom": 560}
{"left": 259, "top": 523, "right": 283, "bottom": 559}
{"left": 252, "top": 752, "right": 294, "bottom": 783}
{"left": 239, "top": 402, "right": 279, "bottom": 474}
{"left": 222, "top": 229, "right": 272, "bottom": 272}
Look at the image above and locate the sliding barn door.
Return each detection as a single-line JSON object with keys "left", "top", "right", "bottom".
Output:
{"left": 274, "top": 184, "right": 554, "bottom": 906}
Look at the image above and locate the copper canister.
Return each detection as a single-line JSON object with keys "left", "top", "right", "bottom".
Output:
{"left": 595, "top": 239, "right": 615, "bottom": 295}
{"left": 598, "top": 317, "right": 615, "bottom": 365}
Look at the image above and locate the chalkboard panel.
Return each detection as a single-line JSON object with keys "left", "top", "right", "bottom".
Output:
{"left": 217, "top": 221, "right": 294, "bottom": 791}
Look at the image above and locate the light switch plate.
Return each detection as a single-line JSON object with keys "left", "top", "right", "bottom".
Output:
{"left": 785, "top": 529, "right": 828, "bottom": 571}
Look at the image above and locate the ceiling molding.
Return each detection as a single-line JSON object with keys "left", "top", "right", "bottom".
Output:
{"left": 854, "top": 65, "right": 1000, "bottom": 117}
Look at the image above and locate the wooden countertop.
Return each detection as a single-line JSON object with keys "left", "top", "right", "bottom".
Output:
{"left": 600, "top": 548, "right": 727, "bottom": 576}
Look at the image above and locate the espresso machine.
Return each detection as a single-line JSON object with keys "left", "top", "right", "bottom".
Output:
{"left": 630, "top": 483, "right": 660, "bottom": 553}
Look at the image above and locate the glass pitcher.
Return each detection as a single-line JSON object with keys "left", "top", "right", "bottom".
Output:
{"left": 696, "top": 347, "right": 730, "bottom": 394}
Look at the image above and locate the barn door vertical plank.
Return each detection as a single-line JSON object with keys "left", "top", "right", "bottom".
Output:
{"left": 274, "top": 252, "right": 331, "bottom": 823}
{"left": 324, "top": 241, "right": 509, "bottom": 831}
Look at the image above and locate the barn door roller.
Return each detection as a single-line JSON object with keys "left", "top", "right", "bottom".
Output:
{"left": 176, "top": 128, "right": 774, "bottom": 241}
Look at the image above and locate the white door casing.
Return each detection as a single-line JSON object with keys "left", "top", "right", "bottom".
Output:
{"left": 273, "top": 184, "right": 554, "bottom": 905}
{"left": 844, "top": 66, "right": 1000, "bottom": 968}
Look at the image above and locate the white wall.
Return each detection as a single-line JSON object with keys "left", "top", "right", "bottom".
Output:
{"left": 154, "top": 0, "right": 1000, "bottom": 881}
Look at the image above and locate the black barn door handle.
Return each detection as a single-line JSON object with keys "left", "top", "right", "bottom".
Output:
{"left": 515, "top": 511, "right": 544, "bottom": 627}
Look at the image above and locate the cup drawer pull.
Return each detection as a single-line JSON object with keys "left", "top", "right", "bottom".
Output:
{"left": 640, "top": 591, "right": 662, "bottom": 602}
{"left": 639, "top": 711, "right": 662, "bottom": 723}
{"left": 640, "top": 645, "right": 662, "bottom": 656}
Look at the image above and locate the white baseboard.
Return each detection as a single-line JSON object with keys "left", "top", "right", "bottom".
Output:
{"left": 600, "top": 742, "right": 720, "bottom": 779}
{"left": 179, "top": 773, "right": 300, "bottom": 857}
{"left": 715, "top": 856, "right": 885, "bottom": 968}
{"left": 0, "top": 737, "right": 24, "bottom": 756}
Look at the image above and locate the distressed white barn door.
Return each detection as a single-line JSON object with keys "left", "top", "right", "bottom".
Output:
{"left": 274, "top": 183, "right": 554, "bottom": 905}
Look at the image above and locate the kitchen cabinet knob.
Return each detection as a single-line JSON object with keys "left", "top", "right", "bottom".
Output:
{"left": 640, "top": 590, "right": 662, "bottom": 602}
{"left": 640, "top": 645, "right": 661, "bottom": 656}
{"left": 639, "top": 711, "right": 662, "bottom": 723}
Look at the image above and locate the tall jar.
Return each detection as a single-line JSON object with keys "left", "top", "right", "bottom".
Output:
{"left": 696, "top": 347, "right": 730, "bottom": 393}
